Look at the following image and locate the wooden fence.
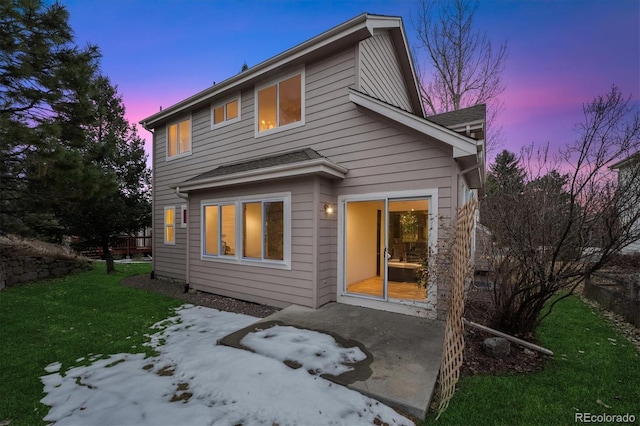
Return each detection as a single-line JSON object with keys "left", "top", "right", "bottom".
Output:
{"left": 76, "top": 235, "right": 152, "bottom": 259}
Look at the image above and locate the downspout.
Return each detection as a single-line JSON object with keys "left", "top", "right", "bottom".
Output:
{"left": 142, "top": 123, "right": 156, "bottom": 279}
{"left": 175, "top": 186, "right": 190, "bottom": 292}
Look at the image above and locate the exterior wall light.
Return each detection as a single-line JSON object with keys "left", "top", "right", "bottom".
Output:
{"left": 324, "top": 204, "right": 334, "bottom": 214}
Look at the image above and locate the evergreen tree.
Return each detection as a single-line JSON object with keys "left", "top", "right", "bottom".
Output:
{"left": 0, "top": 0, "right": 100, "bottom": 236}
{"left": 485, "top": 149, "right": 525, "bottom": 196}
{"left": 51, "top": 76, "right": 151, "bottom": 273}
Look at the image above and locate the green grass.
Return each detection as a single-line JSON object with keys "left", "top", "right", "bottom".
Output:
{"left": 2, "top": 266, "right": 639, "bottom": 425}
{"left": 0, "top": 263, "right": 182, "bottom": 426}
{"left": 426, "top": 296, "right": 640, "bottom": 425}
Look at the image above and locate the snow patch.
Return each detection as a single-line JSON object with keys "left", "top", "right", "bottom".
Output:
{"left": 40, "top": 305, "right": 413, "bottom": 426}
{"left": 241, "top": 325, "right": 367, "bottom": 376}
{"left": 44, "top": 362, "right": 61, "bottom": 373}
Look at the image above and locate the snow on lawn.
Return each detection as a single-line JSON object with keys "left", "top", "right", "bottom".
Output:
{"left": 41, "top": 305, "right": 414, "bottom": 426}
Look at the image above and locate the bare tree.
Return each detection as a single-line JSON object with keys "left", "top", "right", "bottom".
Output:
{"left": 413, "top": 0, "right": 507, "bottom": 150}
{"left": 482, "top": 86, "right": 640, "bottom": 336}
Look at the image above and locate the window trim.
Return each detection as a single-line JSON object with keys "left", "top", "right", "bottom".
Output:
{"left": 211, "top": 93, "right": 241, "bottom": 129}
{"left": 254, "top": 67, "right": 305, "bottom": 138}
{"left": 164, "top": 206, "right": 176, "bottom": 245}
{"left": 201, "top": 192, "right": 291, "bottom": 270}
{"left": 166, "top": 115, "right": 192, "bottom": 161}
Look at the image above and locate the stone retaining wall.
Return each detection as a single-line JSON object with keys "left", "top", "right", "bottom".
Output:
{"left": 0, "top": 246, "right": 91, "bottom": 290}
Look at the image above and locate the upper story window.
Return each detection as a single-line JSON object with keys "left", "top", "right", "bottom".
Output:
{"left": 211, "top": 95, "right": 240, "bottom": 128}
{"left": 255, "top": 68, "right": 304, "bottom": 137}
{"left": 167, "top": 117, "right": 191, "bottom": 159}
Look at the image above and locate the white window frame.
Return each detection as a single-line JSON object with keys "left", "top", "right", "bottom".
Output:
{"left": 211, "top": 93, "right": 241, "bottom": 129}
{"left": 180, "top": 204, "right": 187, "bottom": 228}
{"left": 254, "top": 67, "right": 305, "bottom": 138}
{"left": 201, "top": 192, "right": 291, "bottom": 270}
{"left": 164, "top": 206, "right": 176, "bottom": 245}
{"left": 166, "top": 115, "right": 192, "bottom": 161}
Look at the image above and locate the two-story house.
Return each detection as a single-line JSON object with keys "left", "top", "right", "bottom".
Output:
{"left": 140, "top": 13, "right": 485, "bottom": 320}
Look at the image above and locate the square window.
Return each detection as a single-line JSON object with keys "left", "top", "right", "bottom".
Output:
{"left": 211, "top": 95, "right": 240, "bottom": 128}
{"left": 256, "top": 71, "right": 303, "bottom": 135}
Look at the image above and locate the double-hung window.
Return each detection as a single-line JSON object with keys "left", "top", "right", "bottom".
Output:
{"left": 212, "top": 95, "right": 240, "bottom": 128}
{"left": 202, "top": 193, "right": 290, "bottom": 268}
{"left": 167, "top": 117, "right": 191, "bottom": 159}
{"left": 164, "top": 207, "right": 175, "bottom": 245}
{"left": 255, "top": 68, "right": 304, "bottom": 136}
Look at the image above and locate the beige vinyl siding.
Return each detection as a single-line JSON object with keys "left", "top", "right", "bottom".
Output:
{"left": 359, "top": 33, "right": 413, "bottom": 112}
{"left": 151, "top": 42, "right": 458, "bottom": 305}
{"left": 188, "top": 178, "right": 316, "bottom": 308}
{"left": 317, "top": 178, "right": 337, "bottom": 306}
{"left": 153, "top": 125, "right": 187, "bottom": 280}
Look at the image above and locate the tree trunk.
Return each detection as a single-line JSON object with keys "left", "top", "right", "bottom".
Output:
{"left": 101, "top": 236, "right": 115, "bottom": 273}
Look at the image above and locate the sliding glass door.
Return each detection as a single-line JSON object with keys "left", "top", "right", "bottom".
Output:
{"left": 344, "top": 199, "right": 385, "bottom": 299}
{"left": 343, "top": 196, "right": 430, "bottom": 302}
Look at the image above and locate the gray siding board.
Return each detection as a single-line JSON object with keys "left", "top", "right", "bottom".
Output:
{"left": 151, "top": 37, "right": 460, "bottom": 309}
{"left": 359, "top": 33, "right": 412, "bottom": 112}
{"left": 185, "top": 178, "right": 317, "bottom": 308}
{"left": 317, "top": 179, "right": 337, "bottom": 306}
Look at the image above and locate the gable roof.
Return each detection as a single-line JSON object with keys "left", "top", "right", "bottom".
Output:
{"left": 141, "top": 13, "right": 423, "bottom": 129}
{"left": 175, "top": 148, "right": 348, "bottom": 192}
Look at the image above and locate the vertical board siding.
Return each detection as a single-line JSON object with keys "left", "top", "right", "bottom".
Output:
{"left": 359, "top": 33, "right": 413, "bottom": 112}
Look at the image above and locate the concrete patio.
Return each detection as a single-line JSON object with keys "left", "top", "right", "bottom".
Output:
{"left": 219, "top": 303, "right": 445, "bottom": 419}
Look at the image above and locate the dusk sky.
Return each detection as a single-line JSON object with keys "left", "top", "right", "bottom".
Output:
{"left": 62, "top": 0, "right": 639, "bottom": 164}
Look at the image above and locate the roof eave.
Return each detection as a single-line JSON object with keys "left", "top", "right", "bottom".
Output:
{"left": 141, "top": 13, "right": 404, "bottom": 129}
{"left": 349, "top": 89, "right": 486, "bottom": 189}
{"left": 349, "top": 89, "right": 478, "bottom": 157}
{"left": 174, "top": 158, "right": 348, "bottom": 192}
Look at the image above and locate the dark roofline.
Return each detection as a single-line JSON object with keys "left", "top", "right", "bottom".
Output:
{"left": 186, "top": 148, "right": 323, "bottom": 181}
{"left": 140, "top": 13, "right": 423, "bottom": 128}
{"left": 425, "top": 104, "right": 486, "bottom": 128}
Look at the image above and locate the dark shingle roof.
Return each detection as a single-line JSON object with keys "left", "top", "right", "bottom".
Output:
{"left": 186, "top": 148, "right": 323, "bottom": 182}
{"left": 426, "top": 104, "right": 486, "bottom": 127}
